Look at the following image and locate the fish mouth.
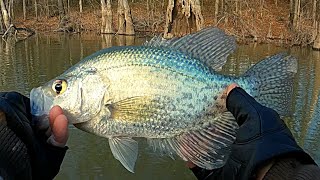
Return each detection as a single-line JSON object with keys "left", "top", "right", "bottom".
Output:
{"left": 30, "top": 87, "right": 54, "bottom": 129}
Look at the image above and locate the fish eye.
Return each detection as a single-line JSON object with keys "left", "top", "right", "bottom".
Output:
{"left": 52, "top": 79, "right": 67, "bottom": 95}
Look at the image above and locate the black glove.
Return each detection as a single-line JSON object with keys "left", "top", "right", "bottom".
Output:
{"left": 190, "top": 87, "right": 315, "bottom": 180}
{"left": 0, "top": 92, "right": 68, "bottom": 180}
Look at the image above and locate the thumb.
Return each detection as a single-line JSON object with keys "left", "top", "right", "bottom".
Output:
{"left": 47, "top": 107, "right": 69, "bottom": 147}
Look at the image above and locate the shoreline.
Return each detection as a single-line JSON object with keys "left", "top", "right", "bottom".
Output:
{"left": 6, "top": 1, "right": 318, "bottom": 48}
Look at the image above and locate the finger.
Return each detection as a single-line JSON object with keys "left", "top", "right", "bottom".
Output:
{"left": 48, "top": 114, "right": 69, "bottom": 147}
{"left": 186, "top": 161, "right": 196, "bottom": 168}
{"left": 49, "top": 106, "right": 64, "bottom": 128}
{"left": 226, "top": 83, "right": 239, "bottom": 96}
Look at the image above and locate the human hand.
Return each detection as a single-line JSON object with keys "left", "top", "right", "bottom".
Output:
{"left": 185, "top": 83, "right": 239, "bottom": 171}
{"left": 0, "top": 92, "right": 69, "bottom": 179}
{"left": 188, "top": 84, "right": 315, "bottom": 180}
{"left": 226, "top": 83, "right": 239, "bottom": 96}
{"left": 47, "top": 106, "right": 69, "bottom": 147}
{"left": 186, "top": 161, "right": 196, "bottom": 168}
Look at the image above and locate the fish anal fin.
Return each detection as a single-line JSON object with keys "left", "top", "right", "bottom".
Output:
{"left": 109, "top": 137, "right": 138, "bottom": 173}
{"left": 148, "top": 112, "right": 238, "bottom": 169}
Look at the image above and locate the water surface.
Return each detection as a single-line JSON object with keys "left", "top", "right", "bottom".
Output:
{"left": 0, "top": 34, "right": 319, "bottom": 179}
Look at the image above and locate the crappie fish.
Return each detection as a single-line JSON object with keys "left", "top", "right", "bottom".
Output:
{"left": 30, "top": 28, "right": 297, "bottom": 173}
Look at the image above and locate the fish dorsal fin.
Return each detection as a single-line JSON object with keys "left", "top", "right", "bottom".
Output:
{"left": 109, "top": 137, "right": 138, "bottom": 173}
{"left": 147, "top": 111, "right": 238, "bottom": 169}
{"left": 144, "top": 28, "right": 236, "bottom": 71}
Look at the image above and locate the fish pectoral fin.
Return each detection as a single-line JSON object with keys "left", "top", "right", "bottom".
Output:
{"left": 109, "top": 96, "right": 155, "bottom": 122}
{"left": 147, "top": 111, "right": 238, "bottom": 170}
{"left": 109, "top": 137, "right": 138, "bottom": 173}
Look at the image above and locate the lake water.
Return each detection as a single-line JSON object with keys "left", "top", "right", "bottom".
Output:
{"left": 0, "top": 34, "right": 319, "bottom": 179}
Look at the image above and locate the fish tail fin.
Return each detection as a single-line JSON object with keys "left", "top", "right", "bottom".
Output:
{"left": 242, "top": 53, "right": 298, "bottom": 116}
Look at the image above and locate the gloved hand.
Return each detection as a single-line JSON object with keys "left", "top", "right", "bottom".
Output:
{"left": 189, "top": 85, "right": 316, "bottom": 180}
{"left": 0, "top": 92, "right": 68, "bottom": 180}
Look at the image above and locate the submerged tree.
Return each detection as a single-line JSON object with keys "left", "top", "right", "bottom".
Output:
{"left": 0, "top": 0, "right": 10, "bottom": 31}
{"left": 22, "top": 0, "right": 26, "bottom": 20}
{"left": 117, "top": 0, "right": 135, "bottom": 35}
{"left": 313, "top": 23, "right": 320, "bottom": 50}
{"left": 58, "top": 0, "right": 65, "bottom": 19}
{"left": 34, "top": 0, "right": 38, "bottom": 21}
{"left": 312, "top": 0, "right": 320, "bottom": 50}
{"left": 79, "top": 0, "right": 83, "bottom": 13}
{"left": 311, "top": 0, "right": 319, "bottom": 49}
{"left": 164, "top": 0, "right": 204, "bottom": 38}
{"left": 101, "top": 0, "right": 113, "bottom": 34}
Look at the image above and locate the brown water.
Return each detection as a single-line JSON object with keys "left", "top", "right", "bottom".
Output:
{"left": 0, "top": 34, "right": 319, "bottom": 179}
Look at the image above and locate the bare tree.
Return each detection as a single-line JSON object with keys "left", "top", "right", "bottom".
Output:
{"left": 0, "top": 10, "right": 4, "bottom": 33}
{"left": 34, "top": 0, "right": 38, "bottom": 20}
{"left": 312, "top": 0, "right": 317, "bottom": 28}
{"left": 313, "top": 22, "right": 320, "bottom": 50}
{"left": 67, "top": 0, "right": 70, "bottom": 14}
{"left": 23, "top": 0, "right": 26, "bottom": 20}
{"left": 8, "top": 0, "right": 13, "bottom": 19}
{"left": 45, "top": 0, "right": 50, "bottom": 17}
{"left": 289, "top": 0, "right": 294, "bottom": 28}
{"left": 79, "top": 0, "right": 83, "bottom": 13}
{"left": 101, "top": 0, "right": 113, "bottom": 34}
{"left": 292, "top": 0, "right": 301, "bottom": 30}
{"left": 0, "top": 0, "right": 10, "bottom": 30}
{"left": 117, "top": 0, "right": 135, "bottom": 35}
{"left": 164, "top": 0, "right": 204, "bottom": 38}
{"left": 58, "top": 0, "right": 65, "bottom": 19}
{"left": 214, "top": 0, "right": 219, "bottom": 25}
{"left": 312, "top": 0, "right": 320, "bottom": 50}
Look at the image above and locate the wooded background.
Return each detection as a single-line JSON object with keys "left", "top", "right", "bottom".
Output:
{"left": 0, "top": 0, "right": 320, "bottom": 49}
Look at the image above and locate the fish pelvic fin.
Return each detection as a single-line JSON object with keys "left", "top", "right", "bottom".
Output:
{"left": 147, "top": 112, "right": 238, "bottom": 169}
{"left": 243, "top": 53, "right": 298, "bottom": 116}
{"left": 144, "top": 28, "right": 236, "bottom": 71}
{"left": 109, "top": 137, "right": 138, "bottom": 173}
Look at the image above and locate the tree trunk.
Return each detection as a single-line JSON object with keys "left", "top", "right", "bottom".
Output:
{"left": 34, "top": 0, "right": 38, "bottom": 20}
{"left": 235, "top": 0, "right": 239, "bottom": 13}
{"left": 0, "top": 0, "right": 10, "bottom": 29}
{"left": 0, "top": 10, "right": 4, "bottom": 33}
{"left": 79, "top": 0, "right": 83, "bottom": 13}
{"left": 101, "top": 0, "right": 113, "bottom": 34}
{"left": 164, "top": 0, "right": 204, "bottom": 38}
{"left": 313, "top": 22, "right": 320, "bottom": 50}
{"left": 117, "top": 0, "right": 135, "bottom": 35}
{"left": 67, "top": 0, "right": 70, "bottom": 14}
{"left": 220, "top": 0, "right": 224, "bottom": 12}
{"left": 146, "top": 0, "right": 150, "bottom": 26}
{"left": 45, "top": 0, "right": 49, "bottom": 17}
{"left": 117, "top": 0, "right": 125, "bottom": 34}
{"left": 214, "top": 0, "right": 219, "bottom": 25}
{"left": 123, "top": 0, "right": 135, "bottom": 35}
{"left": 312, "top": 0, "right": 317, "bottom": 28}
{"left": 293, "top": 0, "right": 300, "bottom": 30}
{"left": 58, "top": 0, "right": 65, "bottom": 19}
{"left": 23, "top": 0, "right": 26, "bottom": 20}
{"left": 8, "top": 0, "right": 13, "bottom": 19}
{"left": 289, "top": 0, "right": 294, "bottom": 29}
